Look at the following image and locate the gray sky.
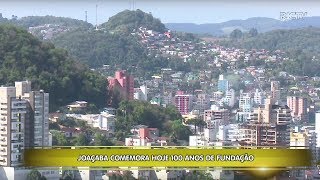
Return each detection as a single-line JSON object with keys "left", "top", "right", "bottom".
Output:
{"left": 0, "top": 0, "right": 320, "bottom": 25}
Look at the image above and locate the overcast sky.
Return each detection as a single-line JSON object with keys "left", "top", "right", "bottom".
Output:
{"left": 1, "top": 0, "right": 319, "bottom": 25}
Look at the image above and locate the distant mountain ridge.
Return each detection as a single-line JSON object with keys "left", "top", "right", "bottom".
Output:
{"left": 166, "top": 16, "right": 320, "bottom": 36}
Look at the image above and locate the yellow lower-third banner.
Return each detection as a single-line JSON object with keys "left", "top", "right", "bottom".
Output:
{"left": 24, "top": 147, "right": 312, "bottom": 167}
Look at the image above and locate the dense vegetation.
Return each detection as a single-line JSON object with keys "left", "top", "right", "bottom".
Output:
{"left": 51, "top": 117, "right": 114, "bottom": 146}
{"left": 1, "top": 15, "right": 92, "bottom": 29}
{"left": 52, "top": 29, "right": 145, "bottom": 68}
{"left": 220, "top": 27, "right": 320, "bottom": 76}
{"left": 115, "top": 100, "right": 192, "bottom": 141}
{"left": 0, "top": 25, "right": 107, "bottom": 110}
{"left": 101, "top": 9, "right": 167, "bottom": 33}
{"left": 52, "top": 29, "right": 196, "bottom": 78}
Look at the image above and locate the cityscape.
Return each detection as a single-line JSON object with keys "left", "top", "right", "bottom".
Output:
{"left": 1, "top": 1, "right": 320, "bottom": 180}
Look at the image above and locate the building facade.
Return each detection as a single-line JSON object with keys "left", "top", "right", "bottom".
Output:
{"left": 243, "top": 97, "right": 291, "bottom": 146}
{"left": 0, "top": 81, "right": 50, "bottom": 167}
{"left": 108, "top": 70, "right": 134, "bottom": 104}
{"left": 174, "top": 91, "right": 193, "bottom": 115}
{"left": 287, "top": 96, "right": 308, "bottom": 121}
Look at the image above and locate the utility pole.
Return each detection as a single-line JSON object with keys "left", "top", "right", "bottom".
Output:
{"left": 85, "top": 11, "right": 87, "bottom": 23}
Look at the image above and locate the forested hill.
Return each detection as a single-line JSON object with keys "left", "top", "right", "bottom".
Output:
{"left": 52, "top": 29, "right": 152, "bottom": 68}
{"left": 218, "top": 27, "right": 320, "bottom": 76}
{"left": 51, "top": 10, "right": 184, "bottom": 77}
{"left": 52, "top": 28, "right": 183, "bottom": 78}
{"left": 219, "top": 27, "right": 320, "bottom": 56}
{"left": 0, "top": 14, "right": 93, "bottom": 40}
{"left": 100, "top": 9, "right": 167, "bottom": 33}
{"left": 0, "top": 25, "right": 107, "bottom": 111}
{"left": 10, "top": 15, "right": 92, "bottom": 29}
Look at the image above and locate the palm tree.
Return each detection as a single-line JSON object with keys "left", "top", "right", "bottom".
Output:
{"left": 187, "top": 118, "right": 206, "bottom": 134}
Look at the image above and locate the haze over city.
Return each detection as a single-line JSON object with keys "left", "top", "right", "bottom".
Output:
{"left": 1, "top": 0, "right": 320, "bottom": 24}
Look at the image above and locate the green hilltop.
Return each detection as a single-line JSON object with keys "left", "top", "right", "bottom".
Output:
{"left": 100, "top": 9, "right": 167, "bottom": 33}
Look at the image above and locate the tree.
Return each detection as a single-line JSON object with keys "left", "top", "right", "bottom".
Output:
{"left": 0, "top": 25, "right": 108, "bottom": 112}
{"left": 86, "top": 103, "right": 99, "bottom": 114}
{"left": 248, "top": 28, "right": 258, "bottom": 37}
{"left": 230, "top": 29, "right": 243, "bottom": 39}
{"left": 94, "top": 132, "right": 114, "bottom": 146}
{"left": 186, "top": 118, "right": 206, "bottom": 134}
{"left": 58, "top": 118, "right": 77, "bottom": 128}
{"left": 49, "top": 122, "right": 60, "bottom": 130}
{"left": 170, "top": 120, "right": 192, "bottom": 141}
{"left": 75, "top": 133, "right": 90, "bottom": 146}
{"left": 51, "top": 131, "right": 69, "bottom": 146}
{"left": 184, "top": 170, "right": 213, "bottom": 180}
{"left": 27, "top": 169, "right": 46, "bottom": 180}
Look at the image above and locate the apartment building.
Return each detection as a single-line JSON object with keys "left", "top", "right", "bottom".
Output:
{"left": 217, "top": 74, "right": 229, "bottom": 93}
{"left": 134, "top": 85, "right": 148, "bottom": 101}
{"left": 174, "top": 91, "right": 193, "bottom": 115}
{"left": 193, "top": 94, "right": 210, "bottom": 115}
{"left": 0, "top": 87, "right": 27, "bottom": 167}
{"left": 316, "top": 111, "right": 320, "bottom": 148}
{"left": 243, "top": 97, "right": 291, "bottom": 146}
{"left": 239, "top": 92, "right": 252, "bottom": 113}
{"left": 204, "top": 109, "right": 230, "bottom": 129}
{"left": 0, "top": 81, "right": 50, "bottom": 166}
{"left": 223, "top": 89, "right": 236, "bottom": 107}
{"left": 108, "top": 70, "right": 134, "bottom": 103}
{"left": 271, "top": 81, "right": 281, "bottom": 103}
{"left": 16, "top": 81, "right": 50, "bottom": 148}
{"left": 287, "top": 96, "right": 308, "bottom": 122}
{"left": 253, "top": 89, "right": 264, "bottom": 105}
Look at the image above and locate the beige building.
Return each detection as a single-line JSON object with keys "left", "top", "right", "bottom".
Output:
{"left": 204, "top": 109, "right": 230, "bottom": 129}
{"left": 0, "top": 87, "right": 27, "bottom": 166}
{"left": 287, "top": 96, "right": 308, "bottom": 122}
{"left": 242, "top": 97, "right": 291, "bottom": 146}
{"left": 290, "top": 132, "right": 309, "bottom": 149}
{"left": 249, "top": 97, "right": 291, "bottom": 124}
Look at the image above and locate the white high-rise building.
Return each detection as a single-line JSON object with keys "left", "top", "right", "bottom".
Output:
{"left": 239, "top": 92, "right": 252, "bottom": 113}
{"left": 0, "top": 87, "right": 27, "bottom": 166}
{"left": 217, "top": 124, "right": 247, "bottom": 142}
{"left": 316, "top": 112, "right": 320, "bottom": 148}
{"left": 253, "top": 89, "right": 264, "bottom": 105}
{"left": 223, "top": 89, "right": 235, "bottom": 107}
{"left": 0, "top": 81, "right": 59, "bottom": 179}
